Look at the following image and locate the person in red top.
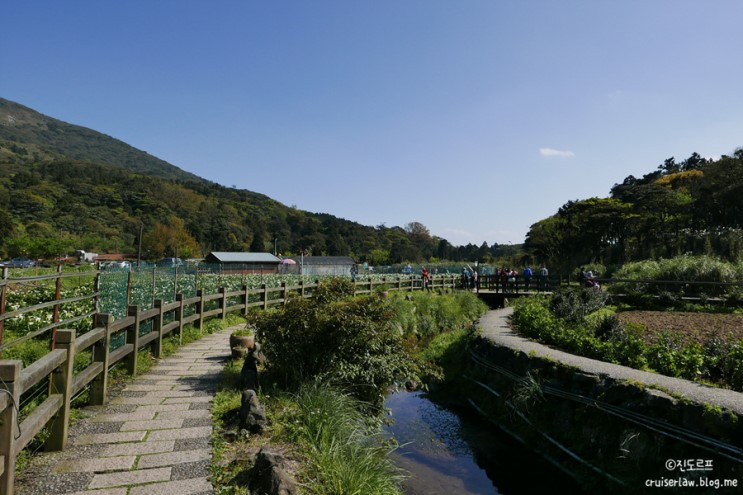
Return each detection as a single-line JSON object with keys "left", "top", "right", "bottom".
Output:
{"left": 421, "top": 266, "right": 432, "bottom": 293}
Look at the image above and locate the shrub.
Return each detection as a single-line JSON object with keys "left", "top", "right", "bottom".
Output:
{"left": 549, "top": 287, "right": 608, "bottom": 324}
{"left": 252, "top": 284, "right": 421, "bottom": 406}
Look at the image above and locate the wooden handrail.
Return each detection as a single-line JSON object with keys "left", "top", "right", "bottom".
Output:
{"left": 0, "top": 273, "right": 459, "bottom": 495}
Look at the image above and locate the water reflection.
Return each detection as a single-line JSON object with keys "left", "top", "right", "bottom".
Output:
{"left": 385, "top": 390, "right": 497, "bottom": 495}
{"left": 384, "top": 390, "right": 583, "bottom": 495}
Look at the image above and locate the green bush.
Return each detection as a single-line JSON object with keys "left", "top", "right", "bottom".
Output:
{"left": 549, "top": 287, "right": 608, "bottom": 324}
{"left": 252, "top": 281, "right": 486, "bottom": 406}
{"left": 252, "top": 284, "right": 420, "bottom": 406}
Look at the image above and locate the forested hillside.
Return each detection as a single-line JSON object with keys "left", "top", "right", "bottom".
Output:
{"left": 524, "top": 150, "right": 743, "bottom": 272}
{"left": 1, "top": 97, "right": 509, "bottom": 263}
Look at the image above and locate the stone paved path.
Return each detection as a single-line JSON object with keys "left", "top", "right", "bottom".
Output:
{"left": 16, "top": 326, "right": 238, "bottom": 495}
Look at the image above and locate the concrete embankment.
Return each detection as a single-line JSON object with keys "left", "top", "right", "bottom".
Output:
{"left": 461, "top": 308, "right": 743, "bottom": 493}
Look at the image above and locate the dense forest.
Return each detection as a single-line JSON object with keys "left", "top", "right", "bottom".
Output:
{"left": 524, "top": 150, "right": 743, "bottom": 272}
{"left": 6, "top": 97, "right": 741, "bottom": 269}
{"left": 0, "top": 97, "right": 512, "bottom": 264}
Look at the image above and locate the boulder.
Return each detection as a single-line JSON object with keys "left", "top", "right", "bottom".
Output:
{"left": 240, "top": 389, "right": 268, "bottom": 434}
{"left": 248, "top": 448, "right": 298, "bottom": 495}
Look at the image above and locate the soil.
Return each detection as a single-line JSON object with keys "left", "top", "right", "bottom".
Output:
{"left": 616, "top": 310, "right": 743, "bottom": 346}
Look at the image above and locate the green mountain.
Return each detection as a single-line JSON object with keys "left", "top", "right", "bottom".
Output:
{"left": 0, "top": 97, "right": 203, "bottom": 182}
{"left": 1, "top": 97, "right": 474, "bottom": 263}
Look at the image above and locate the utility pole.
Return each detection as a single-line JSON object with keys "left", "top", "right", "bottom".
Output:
{"left": 137, "top": 222, "right": 143, "bottom": 267}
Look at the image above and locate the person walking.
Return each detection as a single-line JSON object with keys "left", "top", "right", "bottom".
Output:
{"left": 421, "top": 266, "right": 432, "bottom": 293}
{"left": 523, "top": 266, "right": 533, "bottom": 291}
{"left": 539, "top": 265, "right": 549, "bottom": 291}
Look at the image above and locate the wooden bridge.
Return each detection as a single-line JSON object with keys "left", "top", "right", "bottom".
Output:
{"left": 472, "top": 274, "right": 567, "bottom": 308}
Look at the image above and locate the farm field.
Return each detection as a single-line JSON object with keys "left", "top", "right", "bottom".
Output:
{"left": 618, "top": 311, "right": 743, "bottom": 346}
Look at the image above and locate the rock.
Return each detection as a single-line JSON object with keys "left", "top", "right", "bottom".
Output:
{"left": 241, "top": 353, "right": 259, "bottom": 391}
{"left": 248, "top": 448, "right": 298, "bottom": 495}
{"left": 240, "top": 389, "right": 268, "bottom": 433}
{"left": 222, "top": 430, "right": 238, "bottom": 442}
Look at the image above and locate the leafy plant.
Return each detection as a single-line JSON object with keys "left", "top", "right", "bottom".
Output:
{"left": 549, "top": 287, "right": 608, "bottom": 324}
{"left": 252, "top": 282, "right": 420, "bottom": 406}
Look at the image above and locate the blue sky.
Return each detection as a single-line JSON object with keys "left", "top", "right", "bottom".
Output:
{"left": 3, "top": 1, "right": 743, "bottom": 247}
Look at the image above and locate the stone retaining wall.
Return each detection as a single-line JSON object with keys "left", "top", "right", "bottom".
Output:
{"left": 458, "top": 335, "right": 743, "bottom": 493}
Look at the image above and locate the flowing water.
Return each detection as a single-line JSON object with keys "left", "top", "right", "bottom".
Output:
{"left": 384, "top": 390, "right": 585, "bottom": 495}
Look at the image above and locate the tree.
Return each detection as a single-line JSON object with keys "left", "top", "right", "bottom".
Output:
{"left": 141, "top": 217, "right": 200, "bottom": 259}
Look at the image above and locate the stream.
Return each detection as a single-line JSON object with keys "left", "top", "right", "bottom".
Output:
{"left": 383, "top": 390, "right": 586, "bottom": 495}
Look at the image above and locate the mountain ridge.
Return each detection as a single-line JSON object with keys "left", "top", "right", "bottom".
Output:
{"left": 0, "top": 97, "right": 204, "bottom": 183}
{"left": 1, "top": 97, "right": 485, "bottom": 263}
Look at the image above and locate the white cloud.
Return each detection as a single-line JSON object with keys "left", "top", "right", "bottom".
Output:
{"left": 540, "top": 147, "right": 575, "bottom": 158}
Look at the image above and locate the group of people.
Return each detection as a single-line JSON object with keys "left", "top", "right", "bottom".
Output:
{"left": 461, "top": 265, "right": 478, "bottom": 289}
{"left": 489, "top": 265, "right": 550, "bottom": 292}
{"left": 578, "top": 267, "right": 600, "bottom": 289}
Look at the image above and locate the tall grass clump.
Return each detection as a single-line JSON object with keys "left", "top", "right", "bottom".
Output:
{"left": 611, "top": 255, "right": 741, "bottom": 299}
{"left": 289, "top": 384, "right": 405, "bottom": 495}
{"left": 385, "top": 290, "right": 487, "bottom": 340}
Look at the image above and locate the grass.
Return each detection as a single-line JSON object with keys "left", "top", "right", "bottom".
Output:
{"left": 282, "top": 384, "right": 405, "bottom": 495}
{"left": 210, "top": 379, "right": 406, "bottom": 495}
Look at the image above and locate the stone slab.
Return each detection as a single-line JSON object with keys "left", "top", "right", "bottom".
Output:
{"left": 93, "top": 411, "right": 157, "bottom": 423}
{"left": 147, "top": 426, "right": 211, "bottom": 441}
{"left": 53, "top": 455, "right": 136, "bottom": 473}
{"left": 111, "top": 396, "right": 165, "bottom": 405}
{"left": 128, "top": 476, "right": 212, "bottom": 495}
{"left": 101, "top": 440, "right": 176, "bottom": 457}
{"left": 144, "top": 390, "right": 195, "bottom": 398}
{"left": 121, "top": 419, "right": 184, "bottom": 431}
{"left": 156, "top": 409, "right": 210, "bottom": 420}
{"left": 137, "top": 448, "right": 210, "bottom": 469}
{"left": 75, "top": 431, "right": 147, "bottom": 445}
{"left": 88, "top": 467, "right": 171, "bottom": 489}
{"left": 132, "top": 403, "right": 191, "bottom": 412}
{"left": 125, "top": 384, "right": 177, "bottom": 392}
{"left": 64, "top": 489, "right": 128, "bottom": 495}
{"left": 162, "top": 396, "right": 211, "bottom": 404}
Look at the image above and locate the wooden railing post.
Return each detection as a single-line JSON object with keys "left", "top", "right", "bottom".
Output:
{"left": 46, "top": 329, "right": 76, "bottom": 451}
{"left": 0, "top": 361, "right": 21, "bottom": 495}
{"left": 90, "top": 314, "right": 111, "bottom": 405}
{"left": 369, "top": 278, "right": 373, "bottom": 294}
{"left": 175, "top": 293, "right": 184, "bottom": 344}
{"left": 125, "top": 305, "right": 140, "bottom": 376}
{"left": 0, "top": 268, "right": 8, "bottom": 351}
{"left": 397, "top": 276, "right": 402, "bottom": 292}
{"left": 195, "top": 289, "right": 205, "bottom": 328}
{"left": 153, "top": 299, "right": 164, "bottom": 358}
{"left": 299, "top": 280, "right": 305, "bottom": 298}
{"left": 242, "top": 285, "right": 249, "bottom": 315}
{"left": 282, "top": 282, "right": 288, "bottom": 305}
{"left": 126, "top": 269, "right": 133, "bottom": 306}
{"left": 51, "top": 265, "right": 63, "bottom": 347}
{"left": 220, "top": 287, "right": 228, "bottom": 319}
{"left": 261, "top": 284, "right": 268, "bottom": 310}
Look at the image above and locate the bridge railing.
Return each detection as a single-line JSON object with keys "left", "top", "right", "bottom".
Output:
{"left": 0, "top": 274, "right": 458, "bottom": 495}
{"left": 476, "top": 274, "right": 570, "bottom": 293}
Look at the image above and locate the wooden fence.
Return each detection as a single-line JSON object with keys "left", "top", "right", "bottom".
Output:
{"left": 0, "top": 273, "right": 458, "bottom": 495}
